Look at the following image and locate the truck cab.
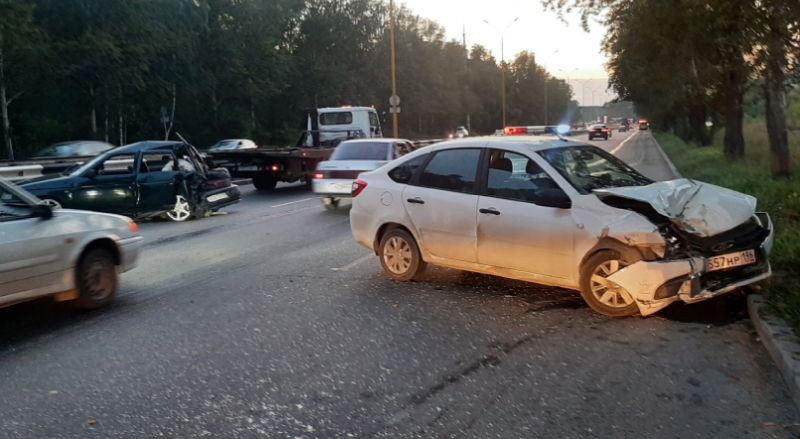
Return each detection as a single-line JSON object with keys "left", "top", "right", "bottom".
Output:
{"left": 303, "top": 107, "right": 382, "bottom": 147}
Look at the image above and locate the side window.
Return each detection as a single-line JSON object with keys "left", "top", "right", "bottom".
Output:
{"left": 140, "top": 152, "right": 175, "bottom": 173}
{"left": 319, "top": 111, "right": 353, "bottom": 125}
{"left": 418, "top": 149, "right": 481, "bottom": 194}
{"left": 389, "top": 153, "right": 428, "bottom": 184}
{"left": 98, "top": 154, "right": 136, "bottom": 176}
{"left": 486, "top": 150, "right": 560, "bottom": 203}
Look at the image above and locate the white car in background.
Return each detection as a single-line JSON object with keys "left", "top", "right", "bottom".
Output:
{"left": 208, "top": 139, "right": 258, "bottom": 151}
{"left": 313, "top": 138, "right": 416, "bottom": 210}
{"left": 0, "top": 178, "right": 142, "bottom": 310}
{"left": 349, "top": 136, "right": 773, "bottom": 317}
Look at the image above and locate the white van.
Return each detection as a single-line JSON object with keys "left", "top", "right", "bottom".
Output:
{"left": 303, "top": 107, "right": 383, "bottom": 147}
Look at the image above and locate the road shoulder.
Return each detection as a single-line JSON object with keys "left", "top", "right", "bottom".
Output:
{"left": 749, "top": 294, "right": 800, "bottom": 410}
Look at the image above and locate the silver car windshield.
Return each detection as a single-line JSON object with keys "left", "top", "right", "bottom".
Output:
{"left": 330, "top": 142, "right": 390, "bottom": 160}
{"left": 538, "top": 145, "right": 652, "bottom": 195}
{"left": 0, "top": 179, "right": 39, "bottom": 218}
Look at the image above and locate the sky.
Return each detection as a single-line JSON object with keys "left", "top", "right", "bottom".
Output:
{"left": 398, "top": 0, "right": 616, "bottom": 106}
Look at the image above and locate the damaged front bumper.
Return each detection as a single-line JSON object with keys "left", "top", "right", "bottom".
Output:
{"left": 607, "top": 213, "right": 774, "bottom": 316}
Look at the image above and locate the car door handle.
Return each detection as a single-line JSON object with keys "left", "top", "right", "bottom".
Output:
{"left": 479, "top": 208, "right": 501, "bottom": 215}
{"left": 407, "top": 197, "right": 425, "bottom": 204}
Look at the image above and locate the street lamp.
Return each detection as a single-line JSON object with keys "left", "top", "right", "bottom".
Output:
{"left": 483, "top": 17, "right": 519, "bottom": 128}
{"left": 541, "top": 49, "right": 559, "bottom": 126}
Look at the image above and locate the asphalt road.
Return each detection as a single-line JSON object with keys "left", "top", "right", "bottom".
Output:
{"left": 0, "top": 130, "right": 797, "bottom": 438}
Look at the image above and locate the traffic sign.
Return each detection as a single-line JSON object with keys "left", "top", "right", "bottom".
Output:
{"left": 389, "top": 95, "right": 400, "bottom": 106}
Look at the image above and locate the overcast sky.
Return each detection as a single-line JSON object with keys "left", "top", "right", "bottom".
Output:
{"left": 398, "top": 0, "right": 616, "bottom": 105}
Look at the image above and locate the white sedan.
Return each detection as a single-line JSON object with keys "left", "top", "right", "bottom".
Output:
{"left": 0, "top": 178, "right": 142, "bottom": 310}
{"left": 349, "top": 136, "right": 773, "bottom": 317}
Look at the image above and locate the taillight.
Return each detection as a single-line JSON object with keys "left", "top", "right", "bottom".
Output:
{"left": 351, "top": 179, "right": 368, "bottom": 197}
{"left": 313, "top": 172, "right": 325, "bottom": 180}
{"left": 270, "top": 164, "right": 281, "bottom": 172}
{"left": 504, "top": 127, "right": 527, "bottom": 136}
{"left": 129, "top": 221, "right": 139, "bottom": 233}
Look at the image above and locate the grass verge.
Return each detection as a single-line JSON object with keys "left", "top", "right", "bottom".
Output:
{"left": 655, "top": 123, "right": 800, "bottom": 329}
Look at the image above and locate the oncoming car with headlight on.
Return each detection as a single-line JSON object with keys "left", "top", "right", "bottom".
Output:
{"left": 349, "top": 136, "right": 773, "bottom": 317}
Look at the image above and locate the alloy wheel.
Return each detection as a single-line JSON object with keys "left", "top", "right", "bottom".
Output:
{"left": 589, "top": 259, "right": 634, "bottom": 308}
{"left": 167, "top": 195, "right": 192, "bottom": 222}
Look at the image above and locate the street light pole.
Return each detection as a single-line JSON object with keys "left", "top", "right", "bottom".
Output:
{"left": 541, "top": 50, "right": 559, "bottom": 126}
{"left": 484, "top": 17, "right": 518, "bottom": 128}
{"left": 389, "top": 0, "right": 399, "bottom": 138}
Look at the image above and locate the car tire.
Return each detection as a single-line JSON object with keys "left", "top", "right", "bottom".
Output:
{"left": 73, "top": 247, "right": 117, "bottom": 310}
{"left": 253, "top": 175, "right": 277, "bottom": 191}
{"left": 579, "top": 250, "right": 639, "bottom": 317}
{"left": 166, "top": 195, "right": 193, "bottom": 222}
{"left": 378, "top": 228, "right": 426, "bottom": 282}
{"left": 323, "top": 197, "right": 340, "bottom": 210}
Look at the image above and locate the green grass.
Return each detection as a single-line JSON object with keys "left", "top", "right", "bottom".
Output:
{"left": 655, "top": 123, "right": 800, "bottom": 328}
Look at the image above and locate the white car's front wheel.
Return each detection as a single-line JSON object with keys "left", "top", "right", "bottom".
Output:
{"left": 166, "top": 195, "right": 192, "bottom": 222}
{"left": 580, "top": 250, "right": 638, "bottom": 317}
{"left": 73, "top": 247, "right": 117, "bottom": 309}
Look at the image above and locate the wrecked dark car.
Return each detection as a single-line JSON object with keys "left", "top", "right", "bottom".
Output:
{"left": 20, "top": 141, "right": 240, "bottom": 222}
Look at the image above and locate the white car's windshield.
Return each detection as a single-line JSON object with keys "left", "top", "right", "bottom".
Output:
{"left": 0, "top": 180, "right": 38, "bottom": 218}
{"left": 330, "top": 142, "right": 390, "bottom": 160}
{"left": 538, "top": 145, "right": 652, "bottom": 194}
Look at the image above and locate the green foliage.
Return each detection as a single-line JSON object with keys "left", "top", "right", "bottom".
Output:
{"left": 0, "top": 0, "right": 574, "bottom": 158}
{"left": 655, "top": 127, "right": 800, "bottom": 327}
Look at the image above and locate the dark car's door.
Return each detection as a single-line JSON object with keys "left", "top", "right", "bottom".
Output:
{"left": 136, "top": 151, "right": 180, "bottom": 216}
{"left": 72, "top": 152, "right": 138, "bottom": 216}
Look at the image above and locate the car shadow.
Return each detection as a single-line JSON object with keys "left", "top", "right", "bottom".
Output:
{"left": 0, "top": 298, "right": 113, "bottom": 349}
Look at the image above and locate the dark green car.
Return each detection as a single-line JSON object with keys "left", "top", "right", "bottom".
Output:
{"left": 20, "top": 141, "right": 241, "bottom": 222}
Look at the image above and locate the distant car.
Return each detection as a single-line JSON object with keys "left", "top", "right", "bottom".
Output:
{"left": 0, "top": 177, "right": 141, "bottom": 310}
{"left": 349, "top": 137, "right": 774, "bottom": 318}
{"left": 639, "top": 120, "right": 650, "bottom": 130}
{"left": 313, "top": 138, "right": 416, "bottom": 210}
{"left": 588, "top": 124, "right": 611, "bottom": 140}
{"left": 32, "top": 141, "right": 114, "bottom": 159}
{"left": 208, "top": 139, "right": 258, "bottom": 151}
{"left": 20, "top": 141, "right": 240, "bottom": 222}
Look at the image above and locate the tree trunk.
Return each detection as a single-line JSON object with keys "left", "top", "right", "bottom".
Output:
{"left": 689, "top": 104, "right": 710, "bottom": 146}
{"left": 118, "top": 84, "right": 124, "bottom": 146}
{"left": 722, "top": 69, "right": 745, "bottom": 160}
{"left": 0, "top": 42, "right": 14, "bottom": 161}
{"left": 165, "top": 83, "right": 176, "bottom": 140}
{"left": 764, "top": 23, "right": 791, "bottom": 177}
{"left": 90, "top": 85, "right": 97, "bottom": 137}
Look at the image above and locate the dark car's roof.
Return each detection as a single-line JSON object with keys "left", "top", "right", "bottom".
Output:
{"left": 111, "top": 141, "right": 187, "bottom": 154}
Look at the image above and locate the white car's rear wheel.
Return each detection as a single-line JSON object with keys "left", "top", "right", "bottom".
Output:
{"left": 580, "top": 250, "right": 638, "bottom": 317}
{"left": 378, "top": 228, "right": 425, "bottom": 281}
{"left": 166, "top": 195, "right": 192, "bottom": 222}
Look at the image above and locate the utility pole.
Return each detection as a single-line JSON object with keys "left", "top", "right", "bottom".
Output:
{"left": 389, "top": 0, "right": 399, "bottom": 138}
{"left": 463, "top": 24, "right": 470, "bottom": 132}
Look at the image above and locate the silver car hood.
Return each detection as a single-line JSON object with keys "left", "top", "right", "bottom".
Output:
{"left": 594, "top": 178, "right": 756, "bottom": 237}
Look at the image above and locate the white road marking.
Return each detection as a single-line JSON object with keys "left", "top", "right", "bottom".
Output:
{"left": 331, "top": 253, "right": 374, "bottom": 271}
{"left": 271, "top": 197, "right": 317, "bottom": 208}
{"left": 610, "top": 131, "right": 638, "bottom": 155}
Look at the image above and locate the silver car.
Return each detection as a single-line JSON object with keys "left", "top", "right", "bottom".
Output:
{"left": 313, "top": 138, "right": 415, "bottom": 210}
{"left": 350, "top": 136, "right": 773, "bottom": 317}
{"left": 0, "top": 178, "right": 142, "bottom": 310}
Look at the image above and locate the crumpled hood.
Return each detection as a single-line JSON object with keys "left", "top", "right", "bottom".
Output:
{"left": 594, "top": 178, "right": 756, "bottom": 237}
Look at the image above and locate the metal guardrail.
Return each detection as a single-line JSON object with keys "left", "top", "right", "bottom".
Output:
{"left": 0, "top": 158, "right": 132, "bottom": 182}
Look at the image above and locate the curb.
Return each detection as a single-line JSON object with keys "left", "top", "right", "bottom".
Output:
{"left": 748, "top": 294, "right": 800, "bottom": 410}
{"left": 648, "top": 132, "right": 682, "bottom": 179}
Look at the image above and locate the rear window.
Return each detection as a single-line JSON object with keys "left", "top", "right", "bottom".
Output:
{"left": 330, "top": 142, "right": 390, "bottom": 160}
{"left": 319, "top": 112, "right": 353, "bottom": 125}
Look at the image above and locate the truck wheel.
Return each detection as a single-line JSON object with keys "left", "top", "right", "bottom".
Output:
{"left": 579, "top": 250, "right": 638, "bottom": 317}
{"left": 253, "top": 175, "right": 277, "bottom": 191}
{"left": 73, "top": 247, "right": 117, "bottom": 309}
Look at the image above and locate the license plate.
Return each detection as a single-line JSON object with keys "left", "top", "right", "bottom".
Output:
{"left": 238, "top": 165, "right": 258, "bottom": 171}
{"left": 207, "top": 193, "right": 229, "bottom": 203}
{"left": 706, "top": 250, "right": 757, "bottom": 272}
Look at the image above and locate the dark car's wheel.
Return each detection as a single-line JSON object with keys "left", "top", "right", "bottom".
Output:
{"left": 579, "top": 250, "right": 638, "bottom": 317}
{"left": 378, "top": 228, "right": 426, "bottom": 281}
{"left": 73, "top": 247, "right": 117, "bottom": 309}
{"left": 253, "top": 175, "right": 277, "bottom": 191}
{"left": 166, "top": 195, "right": 193, "bottom": 222}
